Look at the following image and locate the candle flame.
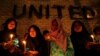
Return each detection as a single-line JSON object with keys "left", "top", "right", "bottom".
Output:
{"left": 22, "top": 40, "right": 26, "bottom": 45}
{"left": 91, "top": 34, "right": 94, "bottom": 39}
{"left": 10, "top": 34, "right": 14, "bottom": 39}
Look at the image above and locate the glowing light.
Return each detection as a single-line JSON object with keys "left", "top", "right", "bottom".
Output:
{"left": 22, "top": 40, "right": 27, "bottom": 52}
{"left": 22, "top": 40, "right": 26, "bottom": 45}
{"left": 91, "top": 34, "right": 95, "bottom": 42}
{"left": 91, "top": 34, "right": 94, "bottom": 39}
{"left": 10, "top": 34, "right": 14, "bottom": 40}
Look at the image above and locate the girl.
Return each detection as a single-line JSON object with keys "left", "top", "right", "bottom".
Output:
{"left": 0, "top": 18, "right": 20, "bottom": 56}
{"left": 24, "top": 25, "right": 45, "bottom": 56}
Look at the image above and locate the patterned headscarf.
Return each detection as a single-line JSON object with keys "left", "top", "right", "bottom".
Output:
{"left": 50, "top": 18, "right": 67, "bottom": 52}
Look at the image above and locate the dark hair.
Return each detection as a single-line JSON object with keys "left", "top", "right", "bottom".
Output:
{"left": 27, "top": 25, "right": 46, "bottom": 56}
{"left": 27, "top": 25, "right": 45, "bottom": 47}
{"left": 28, "top": 25, "right": 43, "bottom": 40}
{"left": 3, "top": 18, "right": 17, "bottom": 32}
{"left": 93, "top": 26, "right": 100, "bottom": 34}
{"left": 43, "top": 30, "right": 49, "bottom": 36}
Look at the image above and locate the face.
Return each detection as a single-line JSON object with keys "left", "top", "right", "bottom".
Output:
{"left": 29, "top": 27, "right": 36, "bottom": 38}
{"left": 51, "top": 20, "right": 58, "bottom": 31}
{"left": 74, "top": 23, "right": 82, "bottom": 32}
{"left": 44, "top": 33, "right": 50, "bottom": 40}
{"left": 8, "top": 21, "right": 16, "bottom": 30}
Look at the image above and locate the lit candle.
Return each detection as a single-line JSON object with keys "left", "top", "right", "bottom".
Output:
{"left": 22, "top": 40, "right": 26, "bottom": 52}
{"left": 91, "top": 34, "right": 94, "bottom": 42}
{"left": 10, "top": 34, "right": 14, "bottom": 41}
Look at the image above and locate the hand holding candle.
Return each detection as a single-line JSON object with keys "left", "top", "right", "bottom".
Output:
{"left": 10, "top": 34, "right": 14, "bottom": 41}
{"left": 91, "top": 34, "right": 94, "bottom": 42}
{"left": 22, "top": 40, "right": 26, "bottom": 52}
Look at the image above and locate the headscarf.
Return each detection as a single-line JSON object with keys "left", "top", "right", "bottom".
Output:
{"left": 70, "top": 20, "right": 93, "bottom": 53}
{"left": 70, "top": 20, "right": 92, "bottom": 41}
{"left": 50, "top": 18, "right": 67, "bottom": 52}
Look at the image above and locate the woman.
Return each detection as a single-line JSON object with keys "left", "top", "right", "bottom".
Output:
{"left": 24, "top": 25, "right": 45, "bottom": 56}
{"left": 70, "top": 20, "right": 93, "bottom": 56}
{"left": 50, "top": 19, "right": 74, "bottom": 56}
{"left": 0, "top": 18, "right": 17, "bottom": 42}
{"left": 0, "top": 18, "right": 20, "bottom": 56}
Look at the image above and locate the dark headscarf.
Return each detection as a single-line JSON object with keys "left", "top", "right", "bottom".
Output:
{"left": 71, "top": 20, "right": 89, "bottom": 35}
{"left": 70, "top": 20, "right": 92, "bottom": 42}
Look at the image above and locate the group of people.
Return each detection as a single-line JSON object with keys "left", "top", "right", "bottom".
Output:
{"left": 0, "top": 18, "right": 99, "bottom": 56}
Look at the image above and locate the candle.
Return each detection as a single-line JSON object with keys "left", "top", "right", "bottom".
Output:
{"left": 10, "top": 34, "right": 14, "bottom": 41}
{"left": 91, "top": 34, "right": 94, "bottom": 42}
{"left": 22, "top": 40, "right": 26, "bottom": 52}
